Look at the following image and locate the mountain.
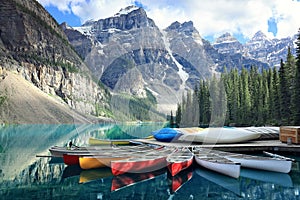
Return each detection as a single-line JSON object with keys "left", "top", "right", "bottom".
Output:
{"left": 213, "top": 31, "right": 297, "bottom": 67}
{"left": 0, "top": 0, "right": 111, "bottom": 123}
{"left": 63, "top": 6, "right": 268, "bottom": 112}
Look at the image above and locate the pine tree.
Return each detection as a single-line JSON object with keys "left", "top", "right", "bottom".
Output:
{"left": 175, "top": 103, "right": 182, "bottom": 126}
{"left": 292, "top": 28, "right": 300, "bottom": 125}
{"left": 272, "top": 67, "right": 281, "bottom": 124}
{"left": 268, "top": 68, "right": 275, "bottom": 123}
{"left": 240, "top": 67, "right": 251, "bottom": 125}
{"left": 230, "top": 68, "right": 240, "bottom": 125}
{"left": 279, "top": 59, "right": 291, "bottom": 125}
{"left": 262, "top": 69, "right": 270, "bottom": 124}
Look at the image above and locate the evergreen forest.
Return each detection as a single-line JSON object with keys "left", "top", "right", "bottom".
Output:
{"left": 175, "top": 29, "right": 300, "bottom": 127}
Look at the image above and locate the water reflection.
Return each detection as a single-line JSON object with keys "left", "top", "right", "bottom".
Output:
{"left": 1, "top": 124, "right": 300, "bottom": 199}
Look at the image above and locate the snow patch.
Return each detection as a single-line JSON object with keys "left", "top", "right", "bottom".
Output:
{"left": 146, "top": 87, "right": 159, "bottom": 96}
{"left": 193, "top": 32, "right": 203, "bottom": 46}
{"left": 115, "top": 6, "right": 140, "bottom": 17}
{"left": 74, "top": 25, "right": 93, "bottom": 36}
{"left": 161, "top": 30, "right": 189, "bottom": 91}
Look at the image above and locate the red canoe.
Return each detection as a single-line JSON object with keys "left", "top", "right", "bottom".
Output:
{"left": 111, "top": 148, "right": 175, "bottom": 176}
{"left": 63, "top": 154, "right": 80, "bottom": 166}
{"left": 166, "top": 148, "right": 194, "bottom": 176}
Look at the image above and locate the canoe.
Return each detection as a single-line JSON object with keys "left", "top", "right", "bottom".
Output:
{"left": 178, "top": 127, "right": 260, "bottom": 144}
{"left": 89, "top": 138, "right": 131, "bottom": 145}
{"left": 111, "top": 148, "right": 175, "bottom": 175}
{"left": 63, "top": 154, "right": 80, "bottom": 166}
{"left": 79, "top": 154, "right": 132, "bottom": 170}
{"left": 89, "top": 135, "right": 154, "bottom": 146}
{"left": 203, "top": 148, "right": 292, "bottom": 173}
{"left": 49, "top": 145, "right": 119, "bottom": 157}
{"left": 153, "top": 128, "right": 182, "bottom": 142}
{"left": 193, "top": 149, "right": 241, "bottom": 178}
{"left": 111, "top": 168, "right": 166, "bottom": 191}
{"left": 79, "top": 167, "right": 113, "bottom": 183}
{"left": 220, "top": 152, "right": 292, "bottom": 173}
{"left": 238, "top": 127, "right": 279, "bottom": 140}
{"left": 166, "top": 148, "right": 194, "bottom": 176}
{"left": 50, "top": 144, "right": 154, "bottom": 158}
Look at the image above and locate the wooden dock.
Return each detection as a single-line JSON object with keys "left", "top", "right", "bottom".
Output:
{"left": 134, "top": 138, "right": 300, "bottom": 153}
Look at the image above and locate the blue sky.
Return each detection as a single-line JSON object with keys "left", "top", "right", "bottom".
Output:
{"left": 38, "top": 0, "right": 300, "bottom": 43}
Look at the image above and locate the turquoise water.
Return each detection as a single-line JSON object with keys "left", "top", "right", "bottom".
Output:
{"left": 1, "top": 124, "right": 300, "bottom": 199}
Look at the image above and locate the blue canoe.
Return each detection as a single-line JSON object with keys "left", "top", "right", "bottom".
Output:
{"left": 153, "top": 128, "right": 182, "bottom": 142}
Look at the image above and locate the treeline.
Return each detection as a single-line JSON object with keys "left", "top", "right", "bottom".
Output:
{"left": 175, "top": 29, "right": 300, "bottom": 127}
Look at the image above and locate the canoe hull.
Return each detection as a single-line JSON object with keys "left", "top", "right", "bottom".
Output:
{"left": 89, "top": 137, "right": 131, "bottom": 145}
{"left": 167, "top": 158, "right": 193, "bottom": 177}
{"left": 111, "top": 156, "right": 167, "bottom": 176}
{"left": 194, "top": 155, "right": 240, "bottom": 178}
{"left": 63, "top": 154, "right": 80, "bottom": 166}
{"left": 167, "top": 148, "right": 194, "bottom": 176}
{"left": 153, "top": 128, "right": 182, "bottom": 142}
{"left": 226, "top": 157, "right": 292, "bottom": 173}
{"left": 178, "top": 127, "right": 260, "bottom": 144}
{"left": 79, "top": 156, "right": 130, "bottom": 170}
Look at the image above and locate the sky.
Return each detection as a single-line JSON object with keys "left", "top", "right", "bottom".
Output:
{"left": 37, "top": 0, "right": 300, "bottom": 43}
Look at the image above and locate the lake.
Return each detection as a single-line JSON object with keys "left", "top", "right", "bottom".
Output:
{"left": 1, "top": 124, "right": 300, "bottom": 200}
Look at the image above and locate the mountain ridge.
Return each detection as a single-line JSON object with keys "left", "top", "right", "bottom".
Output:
{"left": 63, "top": 6, "right": 271, "bottom": 112}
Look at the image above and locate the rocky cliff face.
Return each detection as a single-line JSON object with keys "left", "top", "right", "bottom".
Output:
{"left": 65, "top": 6, "right": 187, "bottom": 112}
{"left": 0, "top": 0, "right": 110, "bottom": 122}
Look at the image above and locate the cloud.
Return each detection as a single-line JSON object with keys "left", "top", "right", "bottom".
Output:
{"left": 38, "top": 0, "right": 300, "bottom": 40}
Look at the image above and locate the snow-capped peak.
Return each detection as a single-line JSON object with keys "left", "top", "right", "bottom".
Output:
{"left": 213, "top": 32, "right": 239, "bottom": 45}
{"left": 114, "top": 5, "right": 140, "bottom": 17}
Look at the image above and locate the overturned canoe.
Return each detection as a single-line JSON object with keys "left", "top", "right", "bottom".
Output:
{"left": 193, "top": 149, "right": 241, "bottom": 178}
{"left": 166, "top": 148, "right": 194, "bottom": 176}
{"left": 153, "top": 128, "right": 182, "bottom": 142}
{"left": 178, "top": 127, "right": 260, "bottom": 144}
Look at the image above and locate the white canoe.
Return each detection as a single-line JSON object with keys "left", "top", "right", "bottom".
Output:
{"left": 193, "top": 149, "right": 240, "bottom": 178}
{"left": 177, "top": 127, "right": 260, "bottom": 144}
{"left": 204, "top": 148, "right": 292, "bottom": 173}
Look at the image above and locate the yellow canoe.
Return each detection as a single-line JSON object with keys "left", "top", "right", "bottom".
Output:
{"left": 79, "top": 155, "right": 131, "bottom": 170}
{"left": 89, "top": 135, "right": 154, "bottom": 146}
